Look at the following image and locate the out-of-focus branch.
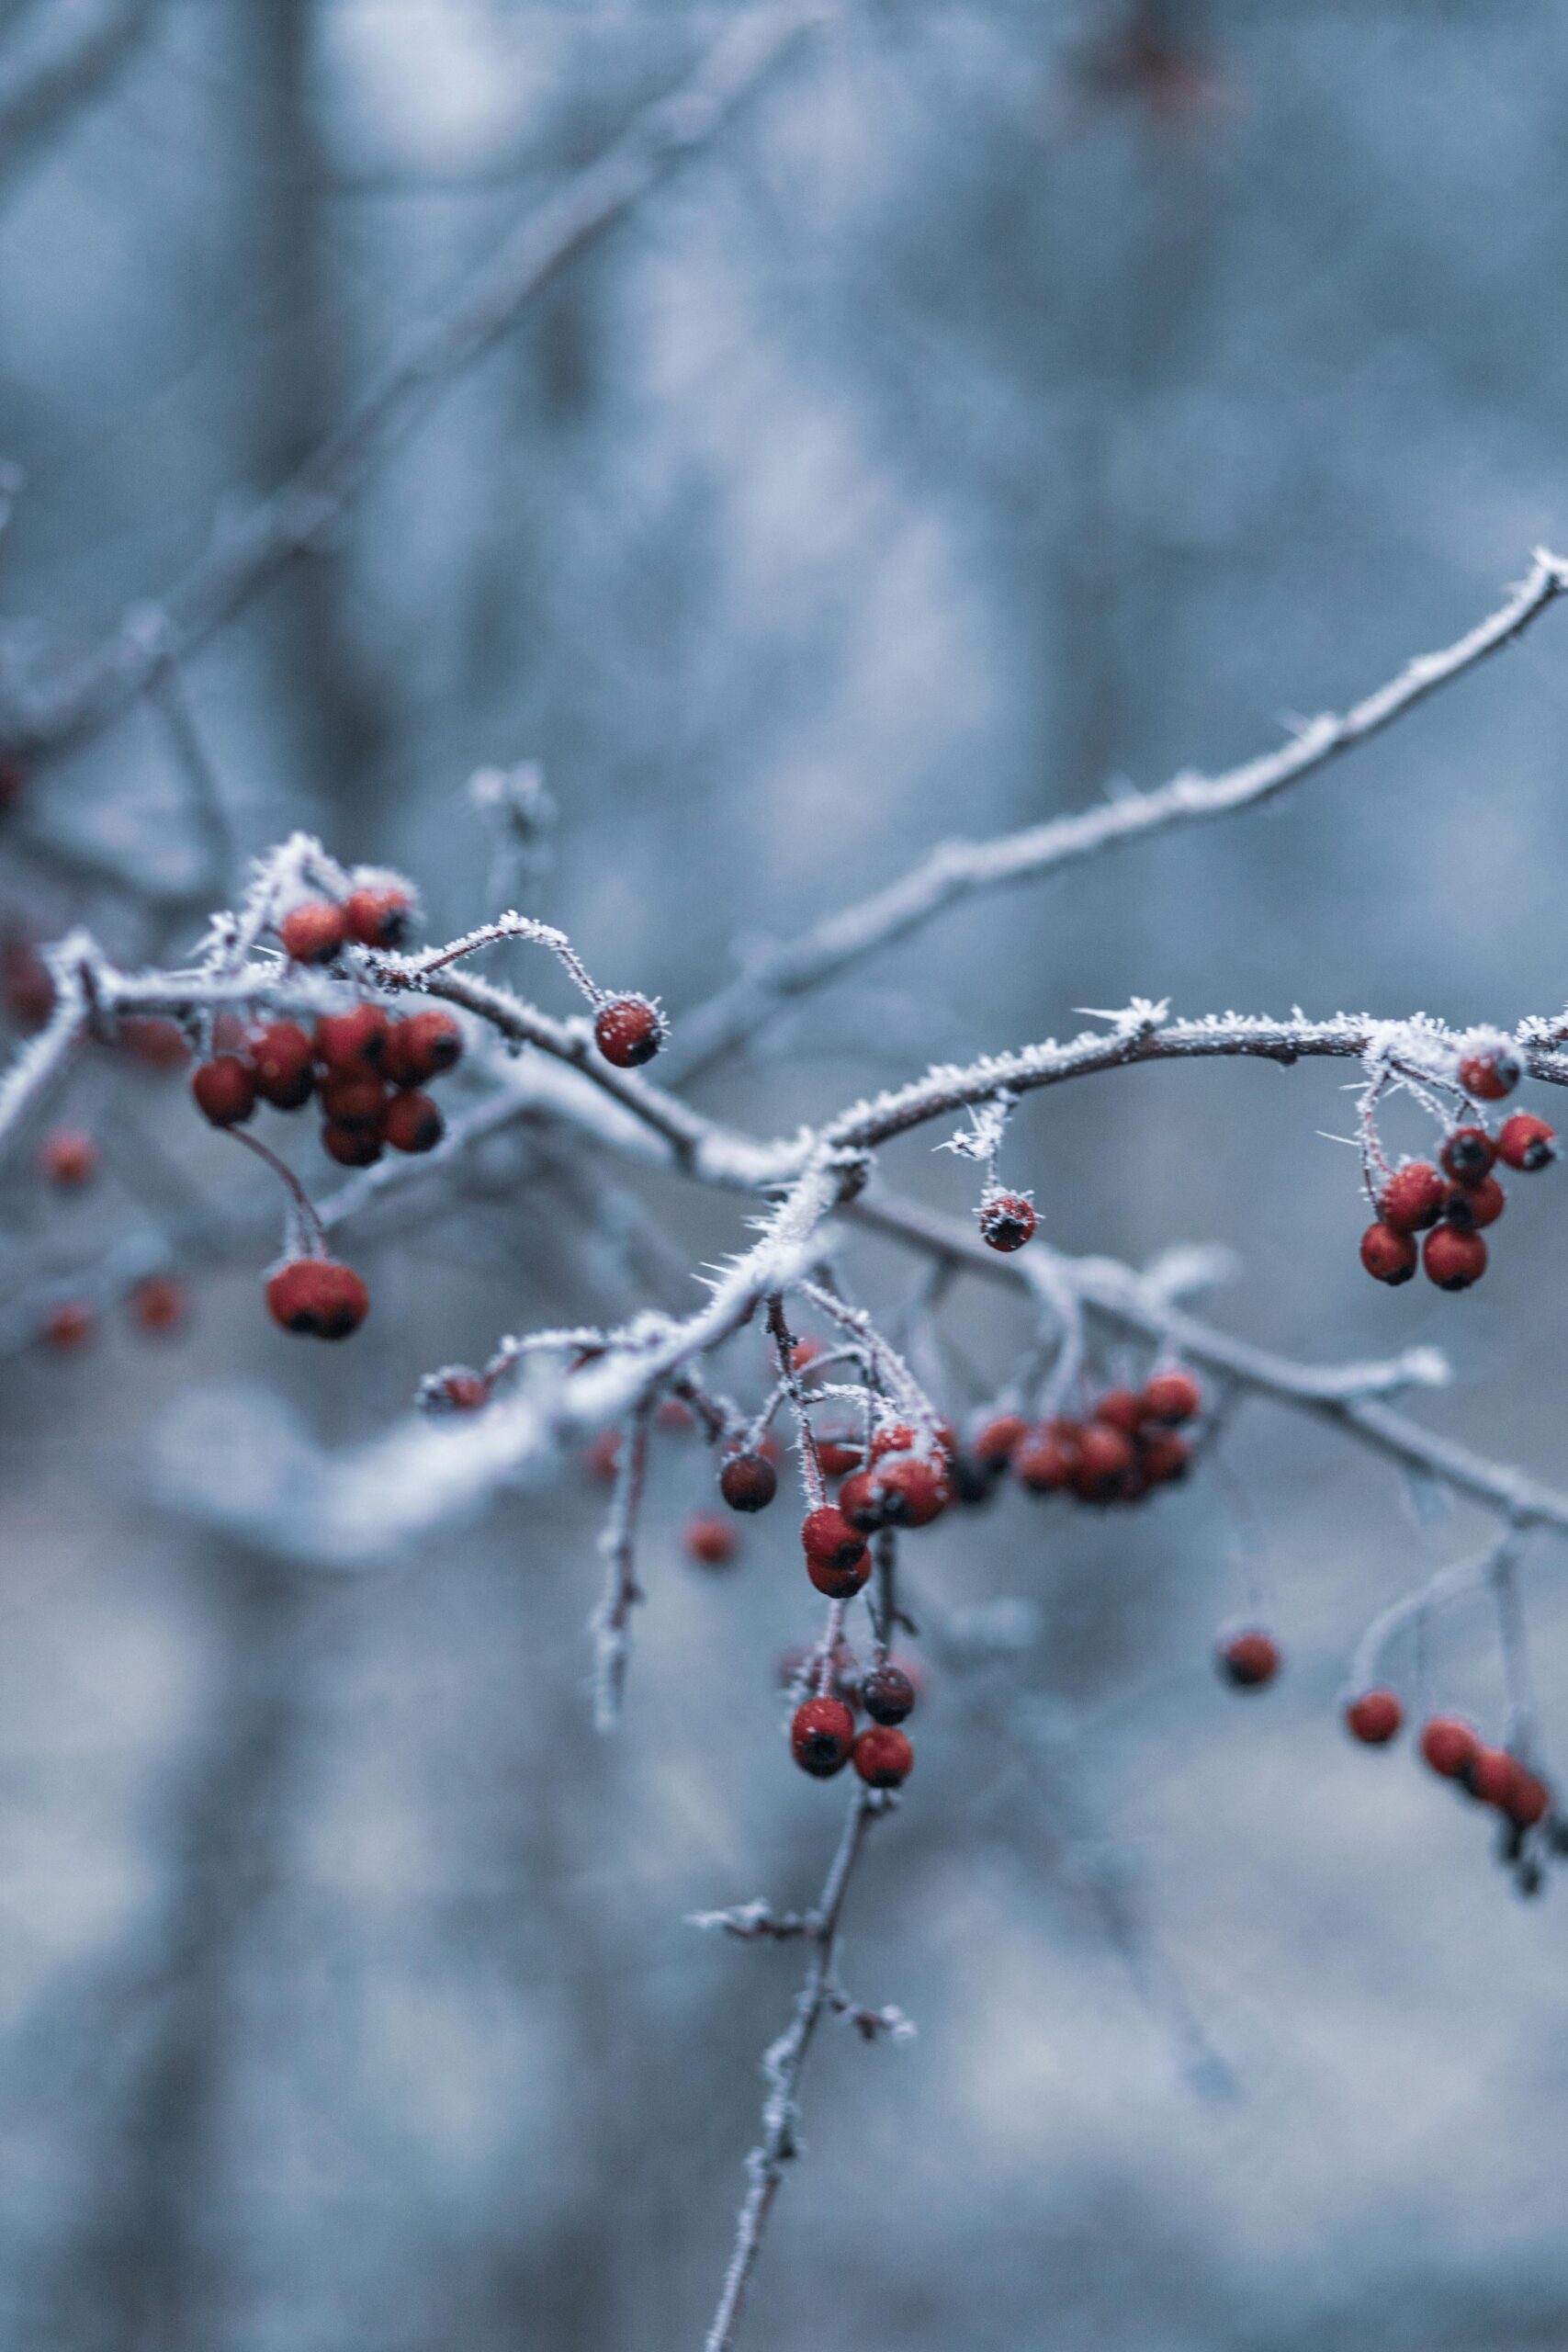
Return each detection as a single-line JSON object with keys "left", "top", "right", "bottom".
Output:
{"left": 0, "top": 0, "right": 831, "bottom": 754}
{"left": 666, "top": 552, "right": 1568, "bottom": 1082}
{"left": 0, "top": 0, "right": 160, "bottom": 182}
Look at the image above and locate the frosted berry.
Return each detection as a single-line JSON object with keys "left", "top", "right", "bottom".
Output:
{"left": 792, "top": 1697, "right": 856, "bottom": 1779}
{"left": 817, "top": 1436, "right": 863, "bottom": 1479}
{"left": 265, "top": 1257, "right": 369, "bottom": 1340}
{"left": 252, "top": 1022, "right": 315, "bottom": 1109}
{"left": 385, "top": 1089, "right": 444, "bottom": 1154}
{"left": 344, "top": 886, "right": 412, "bottom": 950}
{"left": 1377, "top": 1161, "right": 1446, "bottom": 1234}
{"left": 321, "top": 1121, "right": 383, "bottom": 1169}
{"left": 42, "top": 1300, "right": 94, "bottom": 1351}
{"left": 973, "top": 1413, "right": 1029, "bottom": 1467}
{"left": 314, "top": 1005, "right": 387, "bottom": 1075}
{"left": 1218, "top": 1630, "right": 1280, "bottom": 1690}
{"left": 191, "top": 1054, "right": 256, "bottom": 1127}
{"left": 1096, "top": 1388, "right": 1147, "bottom": 1436}
{"left": 1073, "top": 1421, "right": 1134, "bottom": 1502}
{"left": 1360, "top": 1223, "right": 1417, "bottom": 1285}
{"left": 685, "top": 1514, "right": 737, "bottom": 1568}
{"left": 1141, "top": 1369, "right": 1201, "bottom": 1424}
{"left": 594, "top": 996, "right": 663, "bottom": 1069}
{"left": 131, "top": 1275, "right": 186, "bottom": 1334}
{"left": 1499, "top": 1113, "right": 1556, "bottom": 1171}
{"left": 978, "top": 1192, "right": 1035, "bottom": 1252}
{"left": 837, "top": 1468, "right": 892, "bottom": 1532}
{"left": 1439, "top": 1125, "right": 1496, "bottom": 1183}
{"left": 861, "top": 1665, "right": 916, "bottom": 1725}
{"left": 876, "top": 1453, "right": 952, "bottom": 1528}
{"left": 1459, "top": 1046, "right": 1520, "bottom": 1102}
{"left": 853, "top": 1724, "right": 914, "bottom": 1787}
{"left": 424, "top": 1368, "right": 489, "bottom": 1412}
{"left": 39, "top": 1128, "right": 96, "bottom": 1187}
{"left": 1014, "top": 1426, "right": 1079, "bottom": 1493}
{"left": 1345, "top": 1689, "right": 1403, "bottom": 1746}
{"left": 384, "top": 1008, "right": 462, "bottom": 1085}
{"left": 1419, "top": 1714, "right": 1478, "bottom": 1780}
{"left": 801, "top": 1506, "right": 870, "bottom": 1597}
{"left": 1440, "top": 1174, "right": 1504, "bottom": 1231}
{"left": 279, "top": 899, "right": 347, "bottom": 965}
{"left": 1422, "top": 1225, "right": 1486, "bottom": 1291}
{"left": 720, "top": 1451, "right": 777, "bottom": 1512}
{"left": 869, "top": 1423, "right": 920, "bottom": 1464}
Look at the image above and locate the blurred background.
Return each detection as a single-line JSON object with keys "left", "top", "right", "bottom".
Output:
{"left": 1, "top": 2, "right": 1567, "bottom": 2345}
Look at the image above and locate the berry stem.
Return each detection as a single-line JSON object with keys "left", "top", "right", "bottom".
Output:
{"left": 225, "top": 1126, "right": 327, "bottom": 1257}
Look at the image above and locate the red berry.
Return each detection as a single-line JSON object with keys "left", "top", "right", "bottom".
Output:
{"left": 39, "top": 1128, "right": 96, "bottom": 1187}
{"left": 1499, "top": 1113, "right": 1556, "bottom": 1171}
{"left": 424, "top": 1368, "right": 489, "bottom": 1412}
{"left": 861, "top": 1665, "right": 917, "bottom": 1725}
{"left": 265, "top": 1257, "right": 369, "bottom": 1340}
{"left": 972, "top": 1413, "right": 1029, "bottom": 1467}
{"left": 1014, "top": 1426, "right": 1079, "bottom": 1493}
{"left": 279, "top": 899, "right": 347, "bottom": 965}
{"left": 594, "top": 996, "right": 663, "bottom": 1069}
{"left": 42, "top": 1300, "right": 94, "bottom": 1351}
{"left": 1440, "top": 1174, "right": 1504, "bottom": 1231}
{"left": 319, "top": 1072, "right": 388, "bottom": 1129}
{"left": 838, "top": 1468, "right": 892, "bottom": 1532}
{"left": 1141, "top": 1370, "right": 1201, "bottom": 1425}
{"left": 1345, "top": 1689, "right": 1403, "bottom": 1746}
{"left": 1506, "top": 1766, "right": 1551, "bottom": 1829}
{"left": 1096, "top": 1387, "right": 1147, "bottom": 1435}
{"left": 1419, "top": 1714, "right": 1478, "bottom": 1780}
{"left": 791, "top": 1697, "right": 856, "bottom": 1779}
{"left": 384, "top": 1009, "right": 463, "bottom": 1085}
{"left": 385, "top": 1089, "right": 444, "bottom": 1154}
{"left": 118, "top": 1016, "right": 188, "bottom": 1069}
{"left": 817, "top": 1436, "right": 863, "bottom": 1478}
{"left": 1422, "top": 1225, "right": 1486, "bottom": 1291}
{"left": 801, "top": 1506, "right": 870, "bottom": 1597}
{"left": 321, "top": 1121, "right": 384, "bottom": 1169}
{"left": 853, "top": 1724, "right": 914, "bottom": 1787}
{"left": 869, "top": 1423, "right": 919, "bottom": 1464}
{"left": 1139, "top": 1430, "right": 1190, "bottom": 1485}
{"left": 1218, "top": 1630, "right": 1280, "bottom": 1689}
{"left": 252, "top": 1022, "right": 316, "bottom": 1109}
{"left": 1439, "top": 1125, "right": 1496, "bottom": 1183}
{"left": 344, "top": 886, "right": 412, "bottom": 950}
{"left": 313, "top": 1004, "right": 388, "bottom": 1075}
{"left": 1467, "top": 1746, "right": 1518, "bottom": 1810}
{"left": 1376, "top": 1161, "right": 1447, "bottom": 1234}
{"left": 684, "top": 1513, "right": 737, "bottom": 1568}
{"left": 978, "top": 1192, "right": 1035, "bottom": 1252}
{"left": 719, "top": 1451, "right": 777, "bottom": 1512}
{"left": 876, "top": 1453, "right": 952, "bottom": 1528}
{"left": 131, "top": 1275, "right": 186, "bottom": 1333}
{"left": 1360, "top": 1222, "right": 1417, "bottom": 1285}
{"left": 1074, "top": 1421, "right": 1134, "bottom": 1501}
{"left": 1459, "top": 1047, "right": 1520, "bottom": 1102}
{"left": 657, "top": 1397, "right": 694, "bottom": 1432}
{"left": 191, "top": 1054, "right": 256, "bottom": 1127}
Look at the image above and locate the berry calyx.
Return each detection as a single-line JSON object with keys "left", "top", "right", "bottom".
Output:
{"left": 1360, "top": 1222, "right": 1417, "bottom": 1284}
{"left": 252, "top": 1022, "right": 316, "bottom": 1109}
{"left": 852, "top": 1724, "right": 914, "bottom": 1787}
{"left": 384, "top": 1089, "right": 444, "bottom": 1153}
{"left": 314, "top": 1004, "right": 388, "bottom": 1075}
{"left": 801, "top": 1506, "right": 870, "bottom": 1597}
{"left": 265, "top": 1257, "right": 369, "bottom": 1340}
{"left": 39, "top": 1128, "right": 97, "bottom": 1187}
{"left": 719, "top": 1451, "right": 778, "bottom": 1512}
{"left": 861, "top": 1665, "right": 917, "bottom": 1725}
{"left": 1142, "top": 1369, "right": 1201, "bottom": 1425}
{"left": 1422, "top": 1225, "right": 1486, "bottom": 1291}
{"left": 1419, "top": 1714, "right": 1478, "bottom": 1780}
{"left": 191, "top": 1054, "right": 257, "bottom": 1128}
{"left": 130, "top": 1274, "right": 186, "bottom": 1333}
{"left": 384, "top": 1009, "right": 463, "bottom": 1085}
{"left": 1376, "top": 1161, "right": 1447, "bottom": 1234}
{"left": 791, "top": 1696, "right": 856, "bottom": 1778}
{"left": 1459, "top": 1046, "right": 1520, "bottom": 1102}
{"left": 684, "top": 1514, "right": 737, "bottom": 1568}
{"left": 279, "top": 899, "right": 347, "bottom": 965}
{"left": 1439, "top": 1125, "right": 1497, "bottom": 1183}
{"left": 1345, "top": 1689, "right": 1403, "bottom": 1746}
{"left": 1498, "top": 1113, "right": 1556, "bottom": 1171}
{"left": 1218, "top": 1630, "right": 1280, "bottom": 1689}
{"left": 344, "top": 886, "right": 412, "bottom": 949}
{"left": 594, "top": 996, "right": 663, "bottom": 1069}
{"left": 1440, "top": 1174, "right": 1504, "bottom": 1230}
{"left": 978, "top": 1192, "right": 1036, "bottom": 1252}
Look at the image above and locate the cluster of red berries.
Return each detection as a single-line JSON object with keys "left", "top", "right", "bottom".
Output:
{"left": 1343, "top": 1694, "right": 1560, "bottom": 1893}
{"left": 191, "top": 1001, "right": 462, "bottom": 1170}
{"left": 790, "top": 1658, "right": 918, "bottom": 1789}
{"left": 1361, "top": 1057, "right": 1555, "bottom": 1294}
{"left": 276, "top": 884, "right": 413, "bottom": 966}
{"left": 965, "top": 1370, "right": 1200, "bottom": 1507}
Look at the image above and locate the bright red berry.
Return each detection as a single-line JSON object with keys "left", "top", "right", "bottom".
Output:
{"left": 1376, "top": 1161, "right": 1447, "bottom": 1234}
{"left": 853, "top": 1724, "right": 914, "bottom": 1787}
{"left": 972, "top": 1413, "right": 1029, "bottom": 1467}
{"left": 861, "top": 1665, "right": 917, "bottom": 1725}
{"left": 1218, "top": 1630, "right": 1280, "bottom": 1689}
{"left": 1345, "top": 1689, "right": 1403, "bottom": 1746}
{"left": 344, "top": 886, "right": 412, "bottom": 950}
{"left": 817, "top": 1436, "right": 863, "bottom": 1478}
{"left": 869, "top": 1424, "right": 919, "bottom": 1464}
{"left": 801, "top": 1506, "right": 870, "bottom": 1597}
{"left": 252, "top": 1022, "right": 316, "bottom": 1109}
{"left": 385, "top": 1089, "right": 444, "bottom": 1153}
{"left": 42, "top": 1300, "right": 94, "bottom": 1351}
{"left": 792, "top": 1696, "right": 856, "bottom": 1778}
{"left": 978, "top": 1192, "right": 1035, "bottom": 1252}
{"left": 1498, "top": 1113, "right": 1556, "bottom": 1171}
{"left": 719, "top": 1452, "right": 777, "bottom": 1512}
{"left": 1440, "top": 1174, "right": 1504, "bottom": 1230}
{"left": 279, "top": 899, "right": 347, "bottom": 965}
{"left": 1419, "top": 1714, "right": 1478, "bottom": 1780}
{"left": 1439, "top": 1125, "right": 1497, "bottom": 1183}
{"left": 1095, "top": 1388, "right": 1147, "bottom": 1436}
{"left": 1360, "top": 1222, "right": 1417, "bottom": 1285}
{"left": 191, "top": 1054, "right": 256, "bottom": 1127}
{"left": 265, "top": 1257, "right": 369, "bottom": 1339}
{"left": 594, "top": 996, "right": 663, "bottom": 1069}
{"left": 1141, "top": 1370, "right": 1201, "bottom": 1425}
{"left": 876, "top": 1453, "right": 952, "bottom": 1528}
{"left": 1422, "top": 1225, "right": 1486, "bottom": 1291}
{"left": 39, "top": 1128, "right": 96, "bottom": 1187}
{"left": 384, "top": 1009, "right": 463, "bottom": 1085}
{"left": 314, "top": 1005, "right": 388, "bottom": 1075}
{"left": 1074, "top": 1421, "right": 1135, "bottom": 1502}
{"left": 1459, "top": 1046, "right": 1520, "bottom": 1102}
{"left": 321, "top": 1121, "right": 383, "bottom": 1169}
{"left": 685, "top": 1514, "right": 737, "bottom": 1568}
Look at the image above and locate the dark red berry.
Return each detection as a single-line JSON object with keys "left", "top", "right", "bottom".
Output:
{"left": 1360, "top": 1222, "right": 1417, "bottom": 1285}
{"left": 385, "top": 1089, "right": 443, "bottom": 1153}
{"left": 314, "top": 1005, "right": 388, "bottom": 1075}
{"left": 279, "top": 899, "right": 347, "bottom": 965}
{"left": 1499, "top": 1113, "right": 1556, "bottom": 1171}
{"left": 344, "top": 886, "right": 412, "bottom": 950}
{"left": 1218, "top": 1630, "right": 1280, "bottom": 1689}
{"left": 861, "top": 1665, "right": 917, "bottom": 1725}
{"left": 685, "top": 1513, "right": 737, "bottom": 1568}
{"left": 817, "top": 1436, "right": 863, "bottom": 1478}
{"left": 191, "top": 1054, "right": 256, "bottom": 1127}
{"left": 1014, "top": 1425, "right": 1079, "bottom": 1493}
{"left": 39, "top": 1128, "right": 96, "bottom": 1187}
{"left": 1439, "top": 1125, "right": 1497, "bottom": 1183}
{"left": 1459, "top": 1047, "right": 1520, "bottom": 1102}
{"left": 252, "top": 1022, "right": 316, "bottom": 1109}
{"left": 1096, "top": 1388, "right": 1147, "bottom": 1435}
{"left": 719, "top": 1451, "right": 777, "bottom": 1512}
{"left": 321, "top": 1121, "right": 383, "bottom": 1168}
{"left": 1376, "top": 1161, "right": 1447, "bottom": 1234}
{"left": 1345, "top": 1689, "right": 1403, "bottom": 1746}
{"left": 130, "top": 1275, "right": 186, "bottom": 1334}
{"left": 838, "top": 1468, "right": 894, "bottom": 1532}
{"left": 972, "top": 1413, "right": 1029, "bottom": 1467}
{"left": 1506, "top": 1766, "right": 1551, "bottom": 1829}
{"left": 384, "top": 1009, "right": 463, "bottom": 1085}
{"left": 853, "top": 1724, "right": 914, "bottom": 1787}
{"left": 1422, "top": 1225, "right": 1486, "bottom": 1291}
{"left": 1419, "top": 1714, "right": 1478, "bottom": 1780}
{"left": 801, "top": 1507, "right": 870, "bottom": 1597}
{"left": 594, "top": 996, "right": 663, "bottom": 1069}
{"left": 1139, "top": 1430, "right": 1190, "bottom": 1485}
{"left": 1073, "top": 1422, "right": 1134, "bottom": 1502}
{"left": 978, "top": 1192, "right": 1035, "bottom": 1252}
{"left": 320, "top": 1073, "right": 389, "bottom": 1130}
{"left": 791, "top": 1697, "right": 856, "bottom": 1778}
{"left": 265, "top": 1257, "right": 369, "bottom": 1340}
{"left": 876, "top": 1453, "right": 952, "bottom": 1528}
{"left": 42, "top": 1300, "right": 94, "bottom": 1351}
{"left": 118, "top": 1016, "right": 188, "bottom": 1069}
{"left": 1440, "top": 1174, "right": 1504, "bottom": 1230}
